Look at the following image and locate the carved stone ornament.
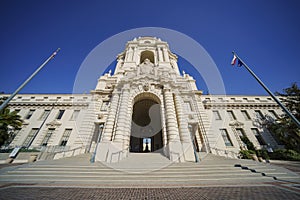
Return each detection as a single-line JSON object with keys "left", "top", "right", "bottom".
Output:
{"left": 46, "top": 119, "right": 62, "bottom": 127}
{"left": 143, "top": 83, "right": 150, "bottom": 91}
{"left": 229, "top": 120, "right": 244, "bottom": 127}
{"left": 98, "top": 114, "right": 104, "bottom": 119}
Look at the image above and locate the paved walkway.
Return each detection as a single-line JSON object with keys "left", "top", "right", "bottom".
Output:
{"left": 0, "top": 184, "right": 300, "bottom": 200}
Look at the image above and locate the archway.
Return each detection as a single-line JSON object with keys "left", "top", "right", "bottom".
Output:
{"left": 130, "top": 93, "right": 163, "bottom": 153}
{"left": 140, "top": 50, "right": 154, "bottom": 64}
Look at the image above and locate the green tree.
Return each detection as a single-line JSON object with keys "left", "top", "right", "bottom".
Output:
{"left": 0, "top": 98, "right": 23, "bottom": 147}
{"left": 265, "top": 83, "right": 300, "bottom": 152}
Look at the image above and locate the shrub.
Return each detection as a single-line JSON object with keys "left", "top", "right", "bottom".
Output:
{"left": 256, "top": 149, "right": 270, "bottom": 160}
{"left": 269, "top": 149, "right": 300, "bottom": 161}
{"left": 239, "top": 150, "right": 256, "bottom": 159}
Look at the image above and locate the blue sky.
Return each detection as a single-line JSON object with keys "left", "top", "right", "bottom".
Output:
{"left": 0, "top": 0, "right": 299, "bottom": 95}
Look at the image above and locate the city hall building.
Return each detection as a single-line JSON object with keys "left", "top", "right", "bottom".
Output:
{"left": 1, "top": 37, "right": 283, "bottom": 163}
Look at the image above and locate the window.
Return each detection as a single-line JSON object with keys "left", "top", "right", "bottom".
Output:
{"left": 220, "top": 129, "right": 233, "bottom": 146}
{"left": 25, "top": 109, "right": 35, "bottom": 119}
{"left": 70, "top": 110, "right": 80, "bottom": 120}
{"left": 60, "top": 129, "right": 72, "bottom": 146}
{"left": 100, "top": 101, "right": 109, "bottom": 111}
{"left": 213, "top": 110, "right": 222, "bottom": 120}
{"left": 23, "top": 128, "right": 39, "bottom": 147}
{"left": 269, "top": 110, "right": 279, "bottom": 119}
{"left": 184, "top": 101, "right": 192, "bottom": 112}
{"left": 251, "top": 128, "right": 266, "bottom": 145}
{"left": 254, "top": 110, "right": 264, "bottom": 119}
{"left": 41, "top": 128, "right": 55, "bottom": 146}
{"left": 39, "top": 110, "right": 50, "bottom": 120}
{"left": 241, "top": 110, "right": 251, "bottom": 120}
{"left": 14, "top": 109, "right": 21, "bottom": 113}
{"left": 56, "top": 110, "right": 65, "bottom": 120}
{"left": 227, "top": 110, "right": 236, "bottom": 120}
{"left": 235, "top": 128, "right": 245, "bottom": 137}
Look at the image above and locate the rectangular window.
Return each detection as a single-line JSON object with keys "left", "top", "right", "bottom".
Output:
{"left": 220, "top": 129, "right": 233, "bottom": 146}
{"left": 41, "top": 128, "right": 55, "bottom": 146}
{"left": 60, "top": 129, "right": 72, "bottom": 146}
{"left": 39, "top": 110, "right": 50, "bottom": 120}
{"left": 56, "top": 110, "right": 65, "bottom": 120}
{"left": 251, "top": 128, "right": 266, "bottom": 145}
{"left": 100, "top": 101, "right": 110, "bottom": 111}
{"left": 269, "top": 110, "right": 279, "bottom": 119}
{"left": 213, "top": 110, "right": 222, "bottom": 120}
{"left": 235, "top": 128, "right": 245, "bottom": 137}
{"left": 70, "top": 110, "right": 80, "bottom": 120}
{"left": 23, "top": 128, "right": 39, "bottom": 147}
{"left": 227, "top": 110, "right": 236, "bottom": 120}
{"left": 14, "top": 109, "right": 21, "bottom": 113}
{"left": 25, "top": 109, "right": 35, "bottom": 119}
{"left": 241, "top": 110, "right": 251, "bottom": 120}
{"left": 254, "top": 110, "right": 264, "bottom": 119}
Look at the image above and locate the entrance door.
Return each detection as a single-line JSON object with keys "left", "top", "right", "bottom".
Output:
{"left": 130, "top": 97, "right": 163, "bottom": 153}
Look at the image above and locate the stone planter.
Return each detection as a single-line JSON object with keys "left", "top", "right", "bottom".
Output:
{"left": 5, "top": 158, "right": 14, "bottom": 164}
{"left": 258, "top": 156, "right": 264, "bottom": 162}
{"left": 28, "top": 154, "right": 38, "bottom": 163}
{"left": 251, "top": 154, "right": 259, "bottom": 161}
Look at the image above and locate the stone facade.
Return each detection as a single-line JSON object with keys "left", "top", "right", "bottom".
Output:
{"left": 1, "top": 37, "right": 284, "bottom": 162}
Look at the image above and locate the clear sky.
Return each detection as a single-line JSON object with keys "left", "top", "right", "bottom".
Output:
{"left": 0, "top": 0, "right": 299, "bottom": 95}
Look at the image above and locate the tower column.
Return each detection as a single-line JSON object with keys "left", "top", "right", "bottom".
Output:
{"left": 163, "top": 48, "right": 170, "bottom": 62}
{"left": 174, "top": 94, "right": 191, "bottom": 143}
{"left": 102, "top": 93, "right": 120, "bottom": 141}
{"left": 158, "top": 47, "right": 163, "bottom": 62}
{"left": 114, "top": 88, "right": 130, "bottom": 143}
{"left": 163, "top": 89, "right": 180, "bottom": 142}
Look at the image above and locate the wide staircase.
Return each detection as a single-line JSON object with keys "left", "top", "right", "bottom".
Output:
{"left": 0, "top": 153, "right": 299, "bottom": 187}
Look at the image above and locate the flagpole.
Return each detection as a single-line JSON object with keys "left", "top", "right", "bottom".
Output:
{"left": 232, "top": 51, "right": 300, "bottom": 128}
{"left": 0, "top": 48, "right": 60, "bottom": 112}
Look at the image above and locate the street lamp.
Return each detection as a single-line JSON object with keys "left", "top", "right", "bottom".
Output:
{"left": 90, "top": 124, "right": 104, "bottom": 163}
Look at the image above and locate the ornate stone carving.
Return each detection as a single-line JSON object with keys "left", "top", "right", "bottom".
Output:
{"left": 139, "top": 58, "right": 154, "bottom": 74}
{"left": 46, "top": 119, "right": 62, "bottom": 127}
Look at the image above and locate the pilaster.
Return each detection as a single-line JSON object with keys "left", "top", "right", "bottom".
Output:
{"left": 102, "top": 93, "right": 120, "bottom": 141}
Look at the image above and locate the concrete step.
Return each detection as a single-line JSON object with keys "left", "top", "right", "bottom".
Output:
{"left": 0, "top": 153, "right": 299, "bottom": 186}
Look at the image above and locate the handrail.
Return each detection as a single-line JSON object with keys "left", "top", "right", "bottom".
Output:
{"left": 110, "top": 148, "right": 129, "bottom": 163}
{"left": 38, "top": 145, "right": 88, "bottom": 160}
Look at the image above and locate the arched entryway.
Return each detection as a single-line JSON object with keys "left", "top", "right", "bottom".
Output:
{"left": 130, "top": 93, "right": 163, "bottom": 153}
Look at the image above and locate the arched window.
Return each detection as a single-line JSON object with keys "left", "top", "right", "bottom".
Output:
{"left": 140, "top": 50, "right": 154, "bottom": 64}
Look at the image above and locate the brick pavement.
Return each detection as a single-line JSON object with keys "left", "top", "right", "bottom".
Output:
{"left": 0, "top": 185, "right": 300, "bottom": 200}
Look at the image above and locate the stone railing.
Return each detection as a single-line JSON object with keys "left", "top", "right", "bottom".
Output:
{"left": 110, "top": 148, "right": 129, "bottom": 163}
{"left": 37, "top": 145, "right": 88, "bottom": 160}
{"left": 210, "top": 147, "right": 240, "bottom": 159}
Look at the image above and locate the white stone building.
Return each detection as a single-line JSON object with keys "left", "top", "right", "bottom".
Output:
{"left": 1, "top": 37, "right": 284, "bottom": 162}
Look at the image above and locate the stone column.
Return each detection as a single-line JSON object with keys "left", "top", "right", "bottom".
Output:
{"left": 163, "top": 89, "right": 180, "bottom": 142}
{"left": 174, "top": 94, "right": 191, "bottom": 143}
{"left": 174, "top": 94, "right": 195, "bottom": 161}
{"left": 163, "top": 48, "right": 170, "bottom": 62}
{"left": 133, "top": 47, "right": 138, "bottom": 64}
{"left": 125, "top": 47, "right": 132, "bottom": 62}
{"left": 101, "top": 93, "right": 120, "bottom": 141}
{"left": 158, "top": 47, "right": 163, "bottom": 62}
{"left": 114, "top": 88, "right": 130, "bottom": 142}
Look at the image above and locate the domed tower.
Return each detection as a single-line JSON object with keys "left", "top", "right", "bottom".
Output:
{"left": 93, "top": 37, "right": 209, "bottom": 163}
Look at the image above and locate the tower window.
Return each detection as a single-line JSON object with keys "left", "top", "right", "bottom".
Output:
{"left": 56, "top": 110, "right": 65, "bottom": 120}
{"left": 140, "top": 50, "right": 154, "bottom": 64}
{"left": 241, "top": 110, "right": 251, "bottom": 120}
{"left": 25, "top": 109, "right": 35, "bottom": 119}
{"left": 213, "top": 110, "right": 222, "bottom": 120}
{"left": 220, "top": 129, "right": 233, "bottom": 146}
